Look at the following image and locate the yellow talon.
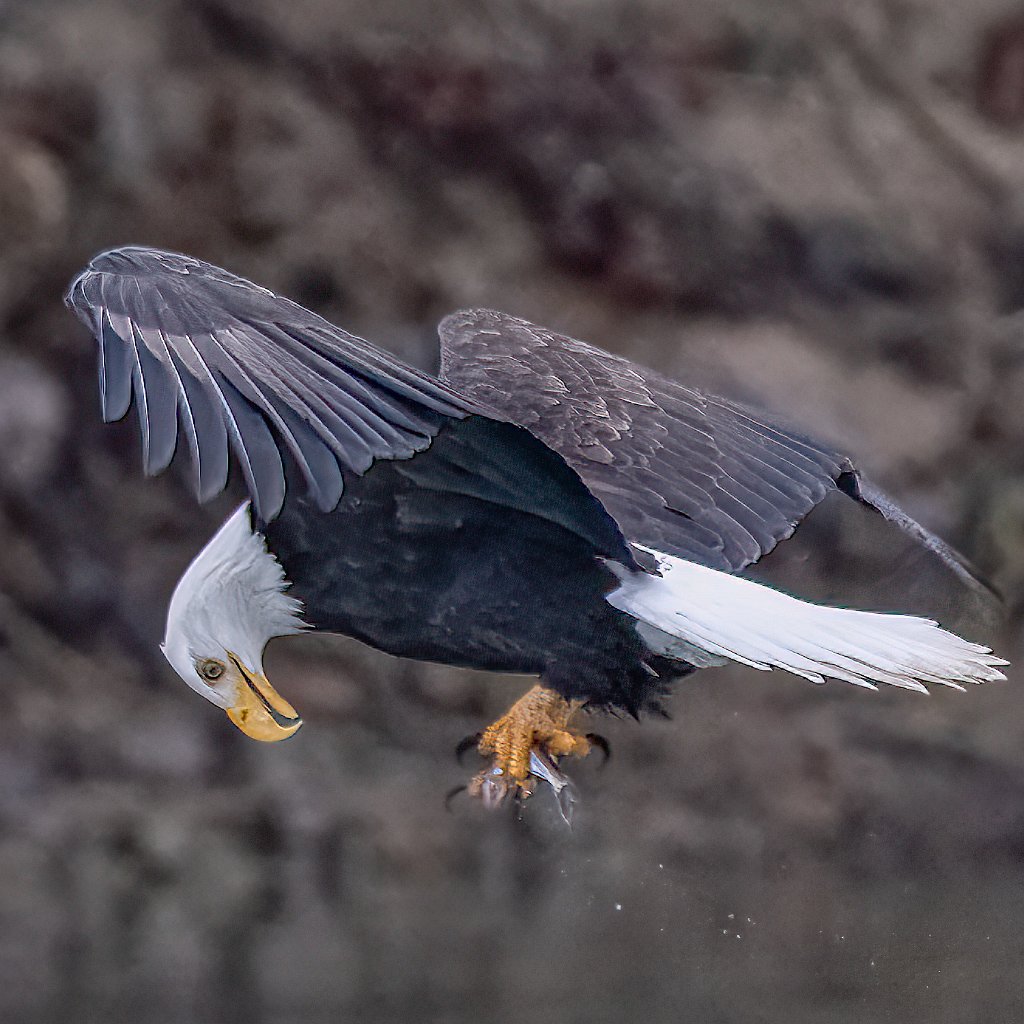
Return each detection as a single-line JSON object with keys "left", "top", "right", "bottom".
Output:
{"left": 469, "top": 685, "right": 591, "bottom": 805}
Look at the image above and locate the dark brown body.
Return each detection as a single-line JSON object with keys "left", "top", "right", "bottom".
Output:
{"left": 264, "top": 419, "right": 685, "bottom": 712}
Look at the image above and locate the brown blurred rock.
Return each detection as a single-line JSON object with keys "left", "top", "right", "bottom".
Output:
{"left": 0, "top": 354, "right": 68, "bottom": 495}
{"left": 977, "top": 14, "right": 1024, "bottom": 127}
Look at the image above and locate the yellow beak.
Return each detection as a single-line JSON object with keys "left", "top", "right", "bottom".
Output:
{"left": 224, "top": 654, "right": 302, "bottom": 742}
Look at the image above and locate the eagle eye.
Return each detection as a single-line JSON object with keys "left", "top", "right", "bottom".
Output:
{"left": 198, "top": 658, "right": 226, "bottom": 681}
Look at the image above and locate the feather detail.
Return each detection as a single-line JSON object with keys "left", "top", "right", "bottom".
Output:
{"left": 606, "top": 545, "right": 1008, "bottom": 691}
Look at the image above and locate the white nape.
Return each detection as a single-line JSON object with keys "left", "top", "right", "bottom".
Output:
{"left": 606, "top": 545, "right": 1008, "bottom": 692}
{"left": 161, "top": 502, "right": 306, "bottom": 703}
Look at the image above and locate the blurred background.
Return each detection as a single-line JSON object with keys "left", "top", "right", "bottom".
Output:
{"left": 3, "top": 0, "right": 1024, "bottom": 1021}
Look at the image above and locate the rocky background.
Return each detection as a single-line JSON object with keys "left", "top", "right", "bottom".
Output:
{"left": 3, "top": 1, "right": 1024, "bottom": 1021}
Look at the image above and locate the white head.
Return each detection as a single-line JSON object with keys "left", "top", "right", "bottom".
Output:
{"left": 161, "top": 502, "right": 307, "bottom": 741}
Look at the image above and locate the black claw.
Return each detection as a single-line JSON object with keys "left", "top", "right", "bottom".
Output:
{"left": 586, "top": 733, "right": 612, "bottom": 765}
{"left": 454, "top": 732, "right": 483, "bottom": 764}
{"left": 444, "top": 785, "right": 468, "bottom": 811}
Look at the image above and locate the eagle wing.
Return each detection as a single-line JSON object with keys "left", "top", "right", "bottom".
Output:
{"left": 65, "top": 247, "right": 503, "bottom": 526}
{"left": 64, "top": 249, "right": 630, "bottom": 565}
{"left": 439, "top": 309, "right": 988, "bottom": 591}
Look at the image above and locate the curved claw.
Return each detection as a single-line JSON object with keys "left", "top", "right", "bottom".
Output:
{"left": 444, "top": 784, "right": 468, "bottom": 812}
{"left": 454, "top": 732, "right": 483, "bottom": 765}
{"left": 586, "top": 733, "right": 611, "bottom": 765}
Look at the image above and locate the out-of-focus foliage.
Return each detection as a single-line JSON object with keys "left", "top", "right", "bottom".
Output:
{"left": 2, "top": 1, "right": 1024, "bottom": 1021}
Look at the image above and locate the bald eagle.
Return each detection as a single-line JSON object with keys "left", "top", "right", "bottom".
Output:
{"left": 65, "top": 247, "right": 1007, "bottom": 812}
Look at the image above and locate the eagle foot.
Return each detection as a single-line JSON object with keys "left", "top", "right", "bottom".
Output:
{"left": 467, "top": 685, "right": 589, "bottom": 819}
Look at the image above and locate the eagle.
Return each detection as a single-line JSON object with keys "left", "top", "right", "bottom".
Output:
{"left": 65, "top": 246, "right": 1007, "bottom": 814}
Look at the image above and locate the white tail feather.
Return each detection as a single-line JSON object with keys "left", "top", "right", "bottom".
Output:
{"left": 606, "top": 546, "right": 1008, "bottom": 691}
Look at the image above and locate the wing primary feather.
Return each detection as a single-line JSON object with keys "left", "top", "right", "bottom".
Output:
{"left": 709, "top": 399, "right": 847, "bottom": 479}
{"left": 98, "top": 310, "right": 134, "bottom": 422}
{"left": 175, "top": 331, "right": 240, "bottom": 500}
{"left": 302, "top": 323, "right": 472, "bottom": 418}
{"left": 179, "top": 330, "right": 269, "bottom": 512}
{"left": 214, "top": 371, "right": 286, "bottom": 522}
{"left": 263, "top": 394, "right": 345, "bottom": 512}
{"left": 251, "top": 322, "right": 417, "bottom": 456}
{"left": 207, "top": 328, "right": 328, "bottom": 509}
{"left": 271, "top": 322, "right": 452, "bottom": 436}
{"left": 159, "top": 343, "right": 200, "bottom": 488}
{"left": 130, "top": 322, "right": 179, "bottom": 475}
{"left": 113, "top": 317, "right": 152, "bottom": 475}
{"left": 840, "top": 473, "right": 998, "bottom": 599}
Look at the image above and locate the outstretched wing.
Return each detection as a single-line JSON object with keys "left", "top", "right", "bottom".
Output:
{"left": 66, "top": 247, "right": 481, "bottom": 522}
{"left": 66, "top": 250, "right": 632, "bottom": 564}
{"left": 439, "top": 309, "right": 988, "bottom": 592}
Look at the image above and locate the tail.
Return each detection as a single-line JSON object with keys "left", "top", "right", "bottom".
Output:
{"left": 606, "top": 546, "right": 1008, "bottom": 692}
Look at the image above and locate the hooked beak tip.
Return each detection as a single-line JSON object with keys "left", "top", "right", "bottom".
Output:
{"left": 226, "top": 705, "right": 302, "bottom": 742}
{"left": 225, "top": 655, "right": 302, "bottom": 742}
